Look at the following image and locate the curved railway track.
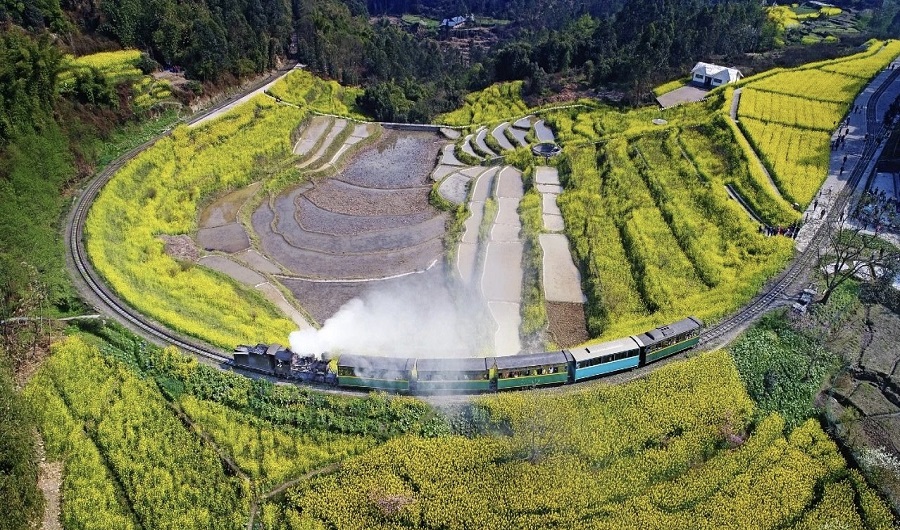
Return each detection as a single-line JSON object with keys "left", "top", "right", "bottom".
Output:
{"left": 68, "top": 67, "right": 301, "bottom": 367}
{"left": 68, "top": 63, "right": 900, "bottom": 387}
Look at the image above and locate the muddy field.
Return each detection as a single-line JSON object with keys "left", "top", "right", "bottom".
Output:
{"left": 254, "top": 129, "right": 451, "bottom": 318}
{"left": 305, "top": 181, "right": 431, "bottom": 216}
{"left": 546, "top": 302, "right": 589, "bottom": 347}
{"left": 335, "top": 131, "right": 440, "bottom": 188}
{"left": 282, "top": 265, "right": 446, "bottom": 325}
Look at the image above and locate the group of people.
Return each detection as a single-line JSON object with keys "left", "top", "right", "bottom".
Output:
{"left": 758, "top": 223, "right": 800, "bottom": 238}
{"left": 831, "top": 125, "right": 851, "bottom": 151}
{"left": 854, "top": 187, "right": 900, "bottom": 235}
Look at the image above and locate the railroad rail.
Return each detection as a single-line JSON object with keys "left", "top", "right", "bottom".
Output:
{"left": 699, "top": 65, "right": 900, "bottom": 345}
{"left": 67, "top": 66, "right": 302, "bottom": 367}
{"left": 67, "top": 63, "right": 900, "bottom": 388}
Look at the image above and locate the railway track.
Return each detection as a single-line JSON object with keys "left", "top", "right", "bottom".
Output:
{"left": 68, "top": 66, "right": 300, "bottom": 367}
{"left": 699, "top": 65, "right": 900, "bottom": 345}
{"left": 68, "top": 63, "right": 900, "bottom": 389}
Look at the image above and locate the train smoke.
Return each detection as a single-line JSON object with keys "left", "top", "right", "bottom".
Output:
{"left": 289, "top": 275, "right": 491, "bottom": 358}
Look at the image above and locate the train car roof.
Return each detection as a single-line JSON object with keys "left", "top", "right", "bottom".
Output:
{"left": 416, "top": 357, "right": 491, "bottom": 372}
{"left": 567, "top": 337, "right": 641, "bottom": 363}
{"left": 638, "top": 317, "right": 703, "bottom": 344}
{"left": 266, "top": 344, "right": 283, "bottom": 356}
{"left": 495, "top": 351, "right": 569, "bottom": 370}
{"left": 338, "top": 354, "right": 415, "bottom": 371}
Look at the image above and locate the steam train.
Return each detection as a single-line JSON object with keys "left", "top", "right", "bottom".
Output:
{"left": 232, "top": 316, "right": 703, "bottom": 393}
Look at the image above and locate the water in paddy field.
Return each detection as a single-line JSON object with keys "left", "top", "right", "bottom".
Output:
{"left": 289, "top": 272, "right": 495, "bottom": 358}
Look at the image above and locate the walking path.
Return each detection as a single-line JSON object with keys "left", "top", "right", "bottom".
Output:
{"left": 729, "top": 88, "right": 742, "bottom": 120}
{"left": 795, "top": 64, "right": 900, "bottom": 252}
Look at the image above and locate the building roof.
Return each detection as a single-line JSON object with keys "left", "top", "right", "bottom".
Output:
{"left": 495, "top": 351, "right": 569, "bottom": 370}
{"left": 567, "top": 337, "right": 642, "bottom": 363}
{"left": 338, "top": 354, "right": 415, "bottom": 372}
{"left": 637, "top": 317, "right": 703, "bottom": 346}
{"left": 416, "top": 357, "right": 490, "bottom": 372}
{"left": 691, "top": 62, "right": 743, "bottom": 83}
{"left": 440, "top": 16, "right": 467, "bottom": 27}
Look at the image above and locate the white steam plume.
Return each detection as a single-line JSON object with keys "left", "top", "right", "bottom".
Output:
{"left": 289, "top": 275, "right": 491, "bottom": 358}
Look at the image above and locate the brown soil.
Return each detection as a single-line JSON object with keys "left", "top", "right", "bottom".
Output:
{"left": 284, "top": 195, "right": 440, "bottom": 236}
{"left": 335, "top": 130, "right": 439, "bottom": 188}
{"left": 199, "top": 182, "right": 259, "bottom": 228}
{"left": 849, "top": 382, "right": 898, "bottom": 416}
{"left": 159, "top": 234, "right": 200, "bottom": 262}
{"left": 263, "top": 237, "right": 442, "bottom": 280}
{"left": 196, "top": 223, "right": 250, "bottom": 253}
{"left": 546, "top": 302, "right": 589, "bottom": 347}
{"left": 35, "top": 434, "right": 62, "bottom": 530}
{"left": 274, "top": 214, "right": 445, "bottom": 254}
{"left": 251, "top": 129, "right": 448, "bottom": 282}
{"left": 860, "top": 304, "right": 900, "bottom": 375}
{"left": 821, "top": 301, "right": 900, "bottom": 511}
{"left": 305, "top": 181, "right": 430, "bottom": 216}
{"left": 282, "top": 265, "right": 448, "bottom": 324}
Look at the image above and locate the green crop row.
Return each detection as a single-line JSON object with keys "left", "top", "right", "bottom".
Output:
{"left": 556, "top": 127, "right": 792, "bottom": 340}
{"left": 738, "top": 117, "right": 831, "bottom": 208}
{"left": 267, "top": 69, "right": 366, "bottom": 119}
{"left": 681, "top": 119, "right": 799, "bottom": 226}
{"left": 735, "top": 40, "right": 900, "bottom": 208}
{"left": 518, "top": 189, "right": 548, "bottom": 340}
{"left": 435, "top": 81, "right": 528, "bottom": 127}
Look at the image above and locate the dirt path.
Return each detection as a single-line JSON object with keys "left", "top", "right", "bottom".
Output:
{"left": 728, "top": 88, "right": 786, "bottom": 203}
{"left": 729, "top": 88, "right": 742, "bottom": 120}
{"left": 246, "top": 463, "right": 340, "bottom": 530}
{"left": 35, "top": 433, "right": 62, "bottom": 530}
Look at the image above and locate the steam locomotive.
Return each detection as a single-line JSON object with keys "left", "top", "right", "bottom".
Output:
{"left": 232, "top": 316, "right": 703, "bottom": 393}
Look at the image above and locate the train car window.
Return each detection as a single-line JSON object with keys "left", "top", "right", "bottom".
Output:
{"left": 602, "top": 354, "right": 614, "bottom": 364}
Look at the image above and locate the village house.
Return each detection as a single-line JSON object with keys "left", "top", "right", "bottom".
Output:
{"left": 440, "top": 14, "right": 475, "bottom": 29}
{"left": 690, "top": 62, "right": 743, "bottom": 88}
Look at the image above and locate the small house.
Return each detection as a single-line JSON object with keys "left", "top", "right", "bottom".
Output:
{"left": 690, "top": 62, "right": 743, "bottom": 88}
{"left": 440, "top": 14, "right": 474, "bottom": 29}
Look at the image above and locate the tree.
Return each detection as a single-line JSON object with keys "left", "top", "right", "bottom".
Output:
{"left": 816, "top": 220, "right": 900, "bottom": 305}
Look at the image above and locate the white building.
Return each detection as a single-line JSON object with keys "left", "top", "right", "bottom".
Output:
{"left": 690, "top": 62, "right": 743, "bottom": 88}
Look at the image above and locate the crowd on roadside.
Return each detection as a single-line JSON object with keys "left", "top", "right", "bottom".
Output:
{"left": 854, "top": 187, "right": 900, "bottom": 234}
